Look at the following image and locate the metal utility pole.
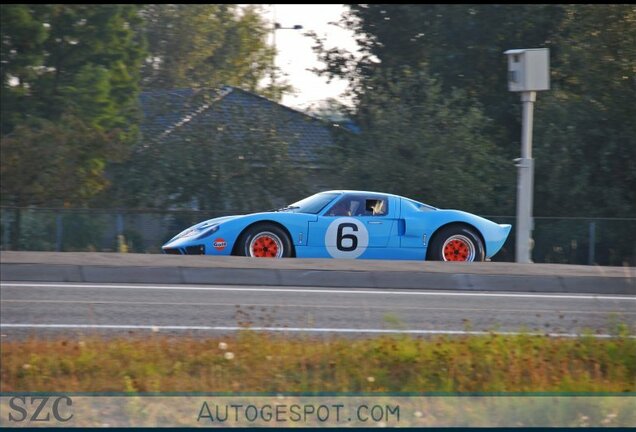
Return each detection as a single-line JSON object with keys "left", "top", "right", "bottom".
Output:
{"left": 515, "top": 90, "right": 536, "bottom": 263}
{"left": 269, "top": 6, "right": 302, "bottom": 88}
{"left": 504, "top": 48, "right": 550, "bottom": 263}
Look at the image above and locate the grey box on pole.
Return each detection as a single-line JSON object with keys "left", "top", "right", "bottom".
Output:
{"left": 505, "top": 48, "right": 550, "bottom": 92}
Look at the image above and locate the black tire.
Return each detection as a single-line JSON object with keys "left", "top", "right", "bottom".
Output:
{"left": 237, "top": 223, "right": 293, "bottom": 258}
{"left": 427, "top": 225, "right": 485, "bottom": 262}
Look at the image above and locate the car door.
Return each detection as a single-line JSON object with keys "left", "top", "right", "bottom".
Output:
{"left": 307, "top": 193, "right": 396, "bottom": 258}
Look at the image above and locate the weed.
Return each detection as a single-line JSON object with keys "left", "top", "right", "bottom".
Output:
{"left": 1, "top": 333, "right": 634, "bottom": 392}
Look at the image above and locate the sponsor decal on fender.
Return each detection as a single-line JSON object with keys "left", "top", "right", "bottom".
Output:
{"left": 213, "top": 238, "right": 227, "bottom": 251}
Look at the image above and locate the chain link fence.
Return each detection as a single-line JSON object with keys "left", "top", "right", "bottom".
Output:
{"left": 1, "top": 207, "right": 634, "bottom": 266}
{"left": 483, "top": 216, "right": 636, "bottom": 266}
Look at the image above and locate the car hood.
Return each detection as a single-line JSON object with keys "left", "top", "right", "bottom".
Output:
{"left": 195, "top": 215, "right": 242, "bottom": 227}
{"left": 165, "top": 215, "right": 243, "bottom": 244}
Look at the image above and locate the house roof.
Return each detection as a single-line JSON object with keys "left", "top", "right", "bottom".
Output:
{"left": 139, "top": 86, "right": 342, "bottom": 164}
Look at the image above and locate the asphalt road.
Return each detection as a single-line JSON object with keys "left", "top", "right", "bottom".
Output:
{"left": 1, "top": 281, "right": 635, "bottom": 339}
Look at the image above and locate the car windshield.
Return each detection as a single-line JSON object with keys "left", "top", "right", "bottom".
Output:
{"left": 284, "top": 192, "right": 341, "bottom": 214}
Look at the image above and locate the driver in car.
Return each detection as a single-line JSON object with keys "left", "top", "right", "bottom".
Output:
{"left": 328, "top": 198, "right": 353, "bottom": 216}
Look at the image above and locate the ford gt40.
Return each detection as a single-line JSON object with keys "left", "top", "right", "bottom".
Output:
{"left": 162, "top": 190, "right": 511, "bottom": 262}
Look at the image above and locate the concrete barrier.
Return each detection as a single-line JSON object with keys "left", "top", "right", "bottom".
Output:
{"left": 1, "top": 252, "right": 635, "bottom": 295}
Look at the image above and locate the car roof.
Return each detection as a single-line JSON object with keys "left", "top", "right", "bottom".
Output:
{"left": 320, "top": 190, "right": 437, "bottom": 210}
{"left": 321, "top": 190, "right": 404, "bottom": 199}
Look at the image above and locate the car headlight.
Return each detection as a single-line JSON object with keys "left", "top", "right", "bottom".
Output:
{"left": 174, "top": 223, "right": 220, "bottom": 241}
{"left": 196, "top": 224, "right": 220, "bottom": 239}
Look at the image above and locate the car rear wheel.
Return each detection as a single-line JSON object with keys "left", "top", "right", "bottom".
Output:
{"left": 428, "top": 225, "right": 485, "bottom": 262}
{"left": 239, "top": 224, "right": 292, "bottom": 258}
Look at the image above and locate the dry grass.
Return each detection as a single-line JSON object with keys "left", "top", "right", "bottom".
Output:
{"left": 2, "top": 332, "right": 635, "bottom": 392}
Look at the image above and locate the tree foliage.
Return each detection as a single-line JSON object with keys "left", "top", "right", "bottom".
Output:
{"left": 3, "top": 3, "right": 634, "bottom": 263}
{"left": 330, "top": 67, "right": 509, "bottom": 214}
{"left": 2, "top": 3, "right": 299, "bottom": 216}
{"left": 0, "top": 116, "right": 119, "bottom": 207}
{"left": 105, "top": 90, "right": 310, "bottom": 213}
{"left": 313, "top": 4, "right": 636, "bottom": 217}
{"left": 139, "top": 4, "right": 289, "bottom": 99}
{"left": 1, "top": 4, "right": 145, "bottom": 209}
{"left": 533, "top": 5, "right": 636, "bottom": 217}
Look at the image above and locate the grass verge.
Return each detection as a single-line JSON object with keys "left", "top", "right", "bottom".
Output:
{"left": 2, "top": 332, "right": 635, "bottom": 392}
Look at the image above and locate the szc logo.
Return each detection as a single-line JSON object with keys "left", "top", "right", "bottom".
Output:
{"left": 8, "top": 396, "right": 74, "bottom": 422}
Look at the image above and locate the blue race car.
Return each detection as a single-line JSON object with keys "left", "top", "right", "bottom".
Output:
{"left": 162, "top": 190, "right": 511, "bottom": 262}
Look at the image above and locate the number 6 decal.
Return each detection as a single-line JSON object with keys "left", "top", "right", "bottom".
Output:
{"left": 325, "top": 217, "right": 369, "bottom": 259}
{"left": 337, "top": 223, "right": 358, "bottom": 251}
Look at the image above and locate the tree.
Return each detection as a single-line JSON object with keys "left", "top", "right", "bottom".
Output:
{"left": 105, "top": 89, "right": 310, "bottom": 213}
{"left": 327, "top": 67, "right": 510, "bottom": 214}
{"left": 533, "top": 5, "right": 636, "bottom": 217}
{"left": 1, "top": 5, "right": 145, "bottom": 137}
{"left": 0, "top": 4, "right": 49, "bottom": 135}
{"left": 96, "top": 4, "right": 310, "bottom": 214}
{"left": 0, "top": 115, "right": 120, "bottom": 248}
{"left": 313, "top": 5, "right": 563, "bottom": 137}
{"left": 1, "top": 4, "right": 145, "bottom": 189}
{"left": 98, "top": 5, "right": 301, "bottom": 211}
{"left": 139, "top": 4, "right": 289, "bottom": 99}
{"left": 1, "top": 5, "right": 146, "bottom": 248}
{"left": 312, "top": 4, "right": 636, "bottom": 217}
{"left": 1, "top": 115, "right": 121, "bottom": 207}
{"left": 303, "top": 98, "right": 350, "bottom": 122}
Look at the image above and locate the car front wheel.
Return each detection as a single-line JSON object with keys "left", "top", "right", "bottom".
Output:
{"left": 239, "top": 224, "right": 292, "bottom": 258}
{"left": 428, "top": 226, "right": 485, "bottom": 262}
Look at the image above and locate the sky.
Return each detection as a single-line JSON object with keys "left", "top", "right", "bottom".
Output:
{"left": 259, "top": 4, "right": 359, "bottom": 111}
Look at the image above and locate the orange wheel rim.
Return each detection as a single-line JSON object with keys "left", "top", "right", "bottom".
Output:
{"left": 442, "top": 235, "right": 475, "bottom": 261}
{"left": 249, "top": 233, "right": 282, "bottom": 258}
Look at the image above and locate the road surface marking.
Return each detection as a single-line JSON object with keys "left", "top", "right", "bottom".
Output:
{"left": 2, "top": 282, "right": 634, "bottom": 301}
{"left": 1, "top": 323, "right": 632, "bottom": 338}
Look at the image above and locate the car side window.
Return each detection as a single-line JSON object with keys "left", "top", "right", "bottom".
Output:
{"left": 326, "top": 196, "right": 355, "bottom": 216}
{"left": 326, "top": 196, "right": 389, "bottom": 217}
{"left": 364, "top": 198, "right": 388, "bottom": 216}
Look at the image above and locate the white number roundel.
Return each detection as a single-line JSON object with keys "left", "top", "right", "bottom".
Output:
{"left": 325, "top": 217, "right": 369, "bottom": 259}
